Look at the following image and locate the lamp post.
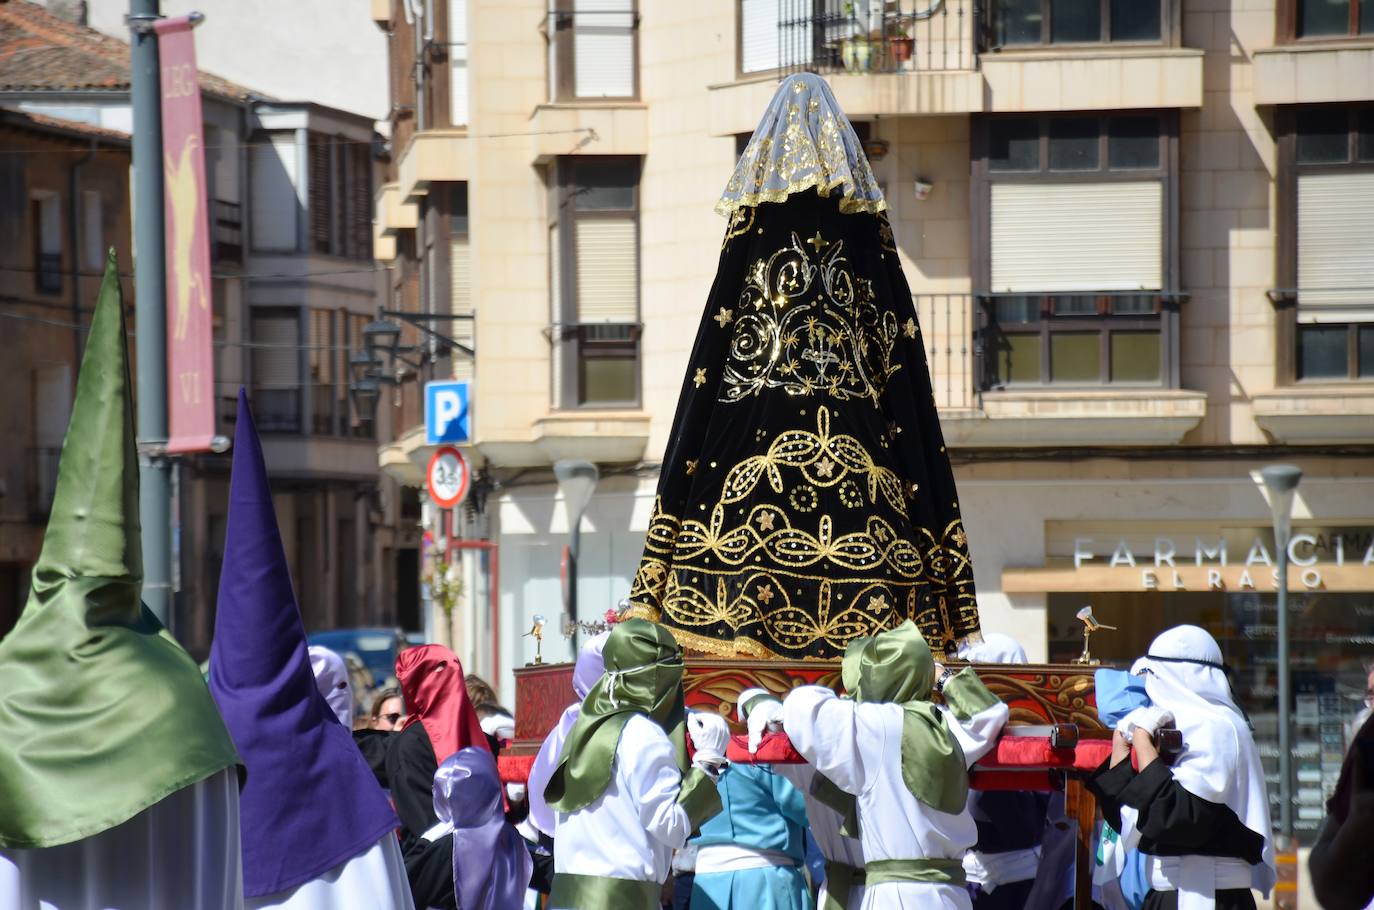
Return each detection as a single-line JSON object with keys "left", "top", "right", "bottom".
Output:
{"left": 554, "top": 459, "right": 599, "bottom": 650}
{"left": 1260, "top": 462, "right": 1302, "bottom": 889}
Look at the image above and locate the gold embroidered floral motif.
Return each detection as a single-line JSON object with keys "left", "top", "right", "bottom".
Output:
{"left": 721, "top": 233, "right": 901, "bottom": 404}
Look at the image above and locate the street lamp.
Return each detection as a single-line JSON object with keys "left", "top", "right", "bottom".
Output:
{"left": 554, "top": 459, "right": 599, "bottom": 649}
{"left": 1260, "top": 462, "right": 1302, "bottom": 880}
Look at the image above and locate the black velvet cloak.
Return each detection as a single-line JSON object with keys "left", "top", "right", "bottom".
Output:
{"left": 630, "top": 187, "right": 979, "bottom": 659}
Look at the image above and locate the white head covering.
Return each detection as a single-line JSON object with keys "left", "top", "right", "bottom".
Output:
{"left": 308, "top": 645, "right": 354, "bottom": 728}
{"left": 1131, "top": 625, "right": 1275, "bottom": 897}
{"left": 958, "top": 632, "right": 1028, "bottom": 664}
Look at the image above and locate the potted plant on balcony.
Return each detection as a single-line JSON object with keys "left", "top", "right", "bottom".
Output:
{"left": 840, "top": 1, "right": 876, "bottom": 72}
{"left": 886, "top": 17, "right": 914, "bottom": 67}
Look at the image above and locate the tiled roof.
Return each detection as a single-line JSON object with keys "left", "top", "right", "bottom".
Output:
{"left": 0, "top": 0, "right": 264, "bottom": 101}
{"left": 0, "top": 105, "right": 131, "bottom": 142}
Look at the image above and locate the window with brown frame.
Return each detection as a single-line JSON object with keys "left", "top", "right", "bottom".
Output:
{"left": 984, "top": 0, "right": 1170, "bottom": 48}
{"left": 1280, "top": 0, "right": 1374, "bottom": 40}
{"left": 972, "top": 112, "right": 1181, "bottom": 388}
{"left": 549, "top": 157, "right": 642, "bottom": 409}
{"left": 1275, "top": 106, "right": 1374, "bottom": 382}
{"left": 547, "top": 0, "right": 639, "bottom": 101}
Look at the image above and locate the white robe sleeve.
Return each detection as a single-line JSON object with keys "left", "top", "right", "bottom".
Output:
{"left": 622, "top": 717, "right": 696, "bottom": 851}
{"left": 939, "top": 698, "right": 1009, "bottom": 767}
{"left": 782, "top": 685, "right": 881, "bottom": 796}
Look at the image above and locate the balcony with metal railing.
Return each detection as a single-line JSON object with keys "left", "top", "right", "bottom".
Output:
{"left": 711, "top": 0, "right": 984, "bottom": 133}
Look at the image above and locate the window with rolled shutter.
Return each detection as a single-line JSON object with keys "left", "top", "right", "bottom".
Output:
{"left": 1297, "top": 171, "right": 1374, "bottom": 324}
{"left": 251, "top": 311, "right": 302, "bottom": 432}
{"left": 575, "top": 218, "right": 638, "bottom": 322}
{"left": 740, "top": 0, "right": 813, "bottom": 74}
{"left": 308, "top": 133, "right": 332, "bottom": 254}
{"left": 250, "top": 133, "right": 298, "bottom": 252}
{"left": 990, "top": 181, "right": 1162, "bottom": 293}
{"left": 572, "top": 0, "right": 634, "bottom": 97}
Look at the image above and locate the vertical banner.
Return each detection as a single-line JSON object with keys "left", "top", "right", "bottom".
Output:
{"left": 155, "top": 16, "right": 216, "bottom": 453}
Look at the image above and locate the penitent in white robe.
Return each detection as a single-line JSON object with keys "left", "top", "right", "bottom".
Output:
{"left": 0, "top": 767, "right": 244, "bottom": 910}
{"left": 782, "top": 687, "right": 1008, "bottom": 910}
{"left": 246, "top": 834, "right": 412, "bottom": 910}
{"left": 550, "top": 713, "right": 699, "bottom": 906}
{"left": 776, "top": 763, "right": 867, "bottom": 910}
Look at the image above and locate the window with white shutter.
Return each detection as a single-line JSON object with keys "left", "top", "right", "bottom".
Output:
{"left": 976, "top": 113, "right": 1176, "bottom": 387}
{"left": 1296, "top": 172, "right": 1374, "bottom": 324}
{"left": 1281, "top": 107, "right": 1374, "bottom": 381}
{"left": 549, "top": 0, "right": 637, "bottom": 100}
{"left": 251, "top": 310, "right": 303, "bottom": 432}
{"left": 450, "top": 185, "right": 474, "bottom": 381}
{"left": 740, "top": 0, "right": 814, "bottom": 75}
{"left": 551, "top": 157, "right": 642, "bottom": 407}
{"left": 991, "top": 182, "right": 1162, "bottom": 293}
{"left": 449, "top": 0, "right": 469, "bottom": 125}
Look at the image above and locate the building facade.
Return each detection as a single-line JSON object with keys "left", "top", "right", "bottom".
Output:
{"left": 0, "top": 1, "right": 415, "bottom": 653}
{"left": 375, "top": 0, "right": 1374, "bottom": 874}
{"left": 0, "top": 108, "right": 132, "bottom": 634}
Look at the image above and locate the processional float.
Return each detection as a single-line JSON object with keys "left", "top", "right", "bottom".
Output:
{"left": 506, "top": 74, "right": 1112, "bottom": 909}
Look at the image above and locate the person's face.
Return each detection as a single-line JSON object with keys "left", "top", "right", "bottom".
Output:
{"left": 1365, "top": 670, "right": 1374, "bottom": 709}
{"left": 373, "top": 696, "right": 405, "bottom": 731}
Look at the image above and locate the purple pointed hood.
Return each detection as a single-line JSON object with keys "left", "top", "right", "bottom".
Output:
{"left": 210, "top": 389, "right": 398, "bottom": 898}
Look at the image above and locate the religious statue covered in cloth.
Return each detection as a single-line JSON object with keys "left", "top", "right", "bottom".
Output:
{"left": 628, "top": 74, "right": 981, "bottom": 660}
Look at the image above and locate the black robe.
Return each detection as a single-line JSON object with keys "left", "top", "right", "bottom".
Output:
{"left": 629, "top": 189, "right": 978, "bottom": 659}
{"left": 1088, "top": 759, "right": 1266, "bottom": 910}
{"left": 968, "top": 790, "right": 1051, "bottom": 910}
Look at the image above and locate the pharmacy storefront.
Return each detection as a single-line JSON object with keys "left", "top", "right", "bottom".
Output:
{"left": 961, "top": 467, "right": 1374, "bottom": 852}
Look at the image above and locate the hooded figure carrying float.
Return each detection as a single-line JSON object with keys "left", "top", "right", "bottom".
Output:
{"left": 1087, "top": 625, "right": 1275, "bottom": 910}
{"left": 543, "top": 619, "right": 731, "bottom": 909}
{"left": 770, "top": 621, "right": 1008, "bottom": 910}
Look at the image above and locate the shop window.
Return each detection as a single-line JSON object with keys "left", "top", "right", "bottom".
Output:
{"left": 975, "top": 113, "right": 1179, "bottom": 388}
{"left": 549, "top": 157, "right": 642, "bottom": 409}
{"left": 1048, "top": 586, "right": 1374, "bottom": 846}
{"left": 986, "top": 0, "right": 1167, "bottom": 48}
{"left": 1282, "top": 0, "right": 1374, "bottom": 39}
{"left": 1275, "top": 106, "right": 1374, "bottom": 382}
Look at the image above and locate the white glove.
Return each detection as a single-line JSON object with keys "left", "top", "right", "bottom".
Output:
{"left": 746, "top": 698, "right": 784, "bottom": 755}
{"left": 737, "top": 688, "right": 771, "bottom": 722}
{"left": 687, "top": 711, "right": 730, "bottom": 769}
{"left": 480, "top": 712, "right": 516, "bottom": 741}
{"left": 1116, "top": 705, "right": 1174, "bottom": 739}
{"left": 505, "top": 782, "right": 527, "bottom": 804}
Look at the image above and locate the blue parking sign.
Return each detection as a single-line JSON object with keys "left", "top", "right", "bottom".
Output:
{"left": 425, "top": 380, "right": 471, "bottom": 444}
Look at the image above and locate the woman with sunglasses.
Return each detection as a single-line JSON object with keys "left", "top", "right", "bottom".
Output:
{"left": 371, "top": 688, "right": 406, "bottom": 732}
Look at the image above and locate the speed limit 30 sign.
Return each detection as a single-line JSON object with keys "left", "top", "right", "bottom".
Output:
{"left": 426, "top": 446, "right": 470, "bottom": 509}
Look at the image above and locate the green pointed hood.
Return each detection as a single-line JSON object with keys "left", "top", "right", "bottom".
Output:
{"left": 0, "top": 252, "right": 239, "bottom": 849}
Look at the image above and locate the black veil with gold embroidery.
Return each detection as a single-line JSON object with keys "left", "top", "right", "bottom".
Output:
{"left": 629, "top": 74, "right": 979, "bottom": 659}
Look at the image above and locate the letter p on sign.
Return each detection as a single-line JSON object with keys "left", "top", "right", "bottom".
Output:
{"left": 425, "top": 380, "right": 471, "bottom": 445}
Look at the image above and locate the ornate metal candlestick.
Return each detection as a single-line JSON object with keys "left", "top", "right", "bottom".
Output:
{"left": 1073, "top": 605, "right": 1116, "bottom": 665}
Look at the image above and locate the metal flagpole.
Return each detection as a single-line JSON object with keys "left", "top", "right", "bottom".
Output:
{"left": 129, "top": 0, "right": 173, "bottom": 626}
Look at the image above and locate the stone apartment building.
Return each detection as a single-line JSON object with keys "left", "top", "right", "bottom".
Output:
{"left": 0, "top": 0, "right": 416, "bottom": 652}
{"left": 0, "top": 108, "right": 132, "bottom": 634}
{"left": 373, "top": 0, "right": 1373, "bottom": 867}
